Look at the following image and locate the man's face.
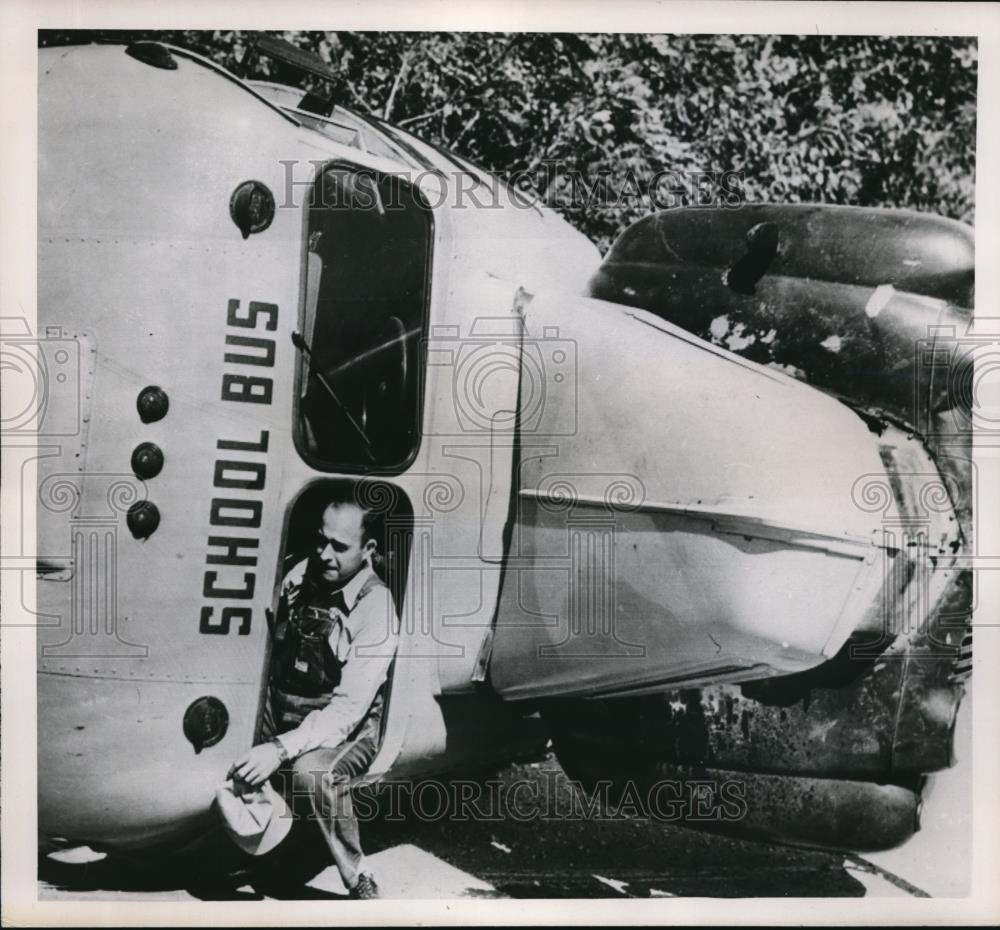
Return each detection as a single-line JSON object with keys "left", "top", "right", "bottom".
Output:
{"left": 311, "top": 503, "right": 373, "bottom": 588}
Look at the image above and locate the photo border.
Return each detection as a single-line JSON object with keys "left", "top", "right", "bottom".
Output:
{"left": 3, "top": 1, "right": 999, "bottom": 925}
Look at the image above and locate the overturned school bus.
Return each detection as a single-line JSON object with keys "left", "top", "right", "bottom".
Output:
{"left": 34, "top": 36, "right": 972, "bottom": 854}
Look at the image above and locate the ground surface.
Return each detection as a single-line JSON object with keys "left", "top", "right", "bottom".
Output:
{"left": 39, "top": 696, "right": 970, "bottom": 903}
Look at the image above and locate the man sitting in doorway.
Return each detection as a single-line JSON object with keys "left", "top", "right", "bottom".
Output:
{"left": 230, "top": 489, "right": 399, "bottom": 899}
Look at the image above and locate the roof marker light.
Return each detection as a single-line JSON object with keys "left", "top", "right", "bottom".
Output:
{"left": 230, "top": 180, "right": 275, "bottom": 239}
{"left": 183, "top": 697, "right": 229, "bottom": 754}
{"left": 137, "top": 385, "right": 169, "bottom": 423}
{"left": 131, "top": 442, "right": 164, "bottom": 479}
{"left": 127, "top": 501, "right": 160, "bottom": 540}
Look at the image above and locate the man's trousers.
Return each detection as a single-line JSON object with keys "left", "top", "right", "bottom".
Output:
{"left": 260, "top": 690, "right": 384, "bottom": 889}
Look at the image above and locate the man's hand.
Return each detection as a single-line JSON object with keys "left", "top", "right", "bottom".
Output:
{"left": 229, "top": 742, "right": 285, "bottom": 788}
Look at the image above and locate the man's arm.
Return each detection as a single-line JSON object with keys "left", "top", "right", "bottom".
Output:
{"left": 275, "top": 586, "right": 399, "bottom": 760}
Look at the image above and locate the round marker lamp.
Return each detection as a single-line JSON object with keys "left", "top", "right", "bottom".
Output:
{"left": 131, "top": 442, "right": 164, "bottom": 479}
{"left": 230, "top": 180, "right": 275, "bottom": 239}
{"left": 183, "top": 696, "right": 229, "bottom": 754}
{"left": 127, "top": 500, "right": 160, "bottom": 539}
{"left": 137, "top": 385, "right": 169, "bottom": 423}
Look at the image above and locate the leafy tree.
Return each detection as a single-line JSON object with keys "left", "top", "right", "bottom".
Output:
{"left": 39, "top": 30, "right": 976, "bottom": 252}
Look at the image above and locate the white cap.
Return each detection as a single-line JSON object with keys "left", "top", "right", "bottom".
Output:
{"left": 215, "top": 778, "right": 293, "bottom": 856}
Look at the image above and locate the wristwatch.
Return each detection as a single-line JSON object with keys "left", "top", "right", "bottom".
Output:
{"left": 270, "top": 737, "right": 290, "bottom": 765}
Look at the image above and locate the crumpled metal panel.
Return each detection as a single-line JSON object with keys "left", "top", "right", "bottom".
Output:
{"left": 547, "top": 567, "right": 968, "bottom": 782}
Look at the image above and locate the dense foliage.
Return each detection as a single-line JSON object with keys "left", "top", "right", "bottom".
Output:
{"left": 42, "top": 31, "right": 976, "bottom": 252}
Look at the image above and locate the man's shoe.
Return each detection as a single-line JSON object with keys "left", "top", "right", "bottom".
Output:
{"left": 349, "top": 873, "right": 380, "bottom": 900}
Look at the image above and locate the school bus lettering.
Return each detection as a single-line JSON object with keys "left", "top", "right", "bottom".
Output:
{"left": 206, "top": 536, "right": 259, "bottom": 566}
{"left": 203, "top": 571, "right": 255, "bottom": 599}
{"left": 199, "top": 427, "right": 270, "bottom": 635}
{"left": 221, "top": 373, "right": 273, "bottom": 404}
{"left": 224, "top": 335, "right": 277, "bottom": 367}
{"left": 209, "top": 499, "right": 263, "bottom": 527}
{"left": 213, "top": 460, "right": 267, "bottom": 490}
{"left": 218, "top": 432, "right": 270, "bottom": 453}
{"left": 221, "top": 299, "right": 277, "bottom": 404}
{"left": 199, "top": 606, "right": 252, "bottom": 636}
{"left": 227, "top": 298, "right": 278, "bottom": 331}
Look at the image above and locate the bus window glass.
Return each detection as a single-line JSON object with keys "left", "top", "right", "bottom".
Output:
{"left": 296, "top": 165, "right": 432, "bottom": 472}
